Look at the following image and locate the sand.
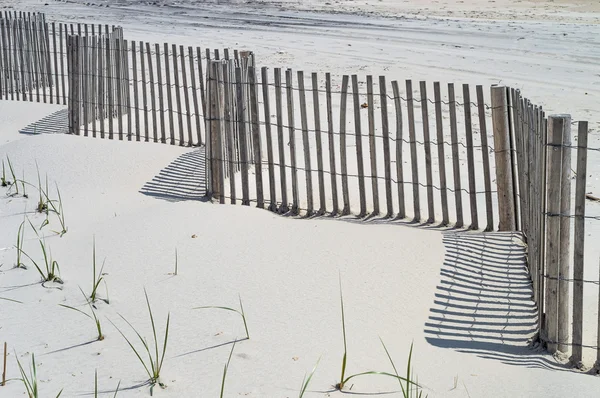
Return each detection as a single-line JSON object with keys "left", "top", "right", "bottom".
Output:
{"left": 2, "top": 0, "right": 600, "bottom": 397}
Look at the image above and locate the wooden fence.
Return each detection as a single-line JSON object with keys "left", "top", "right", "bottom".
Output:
{"left": 0, "top": 11, "right": 124, "bottom": 106}
{"left": 505, "top": 88, "right": 599, "bottom": 368}
{"left": 205, "top": 63, "right": 499, "bottom": 228}
{"left": 67, "top": 33, "right": 254, "bottom": 147}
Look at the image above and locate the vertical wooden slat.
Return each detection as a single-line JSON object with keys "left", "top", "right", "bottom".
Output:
{"left": 326, "top": 73, "right": 339, "bottom": 215}
{"left": 0, "top": 20, "right": 7, "bottom": 100}
{"left": 433, "top": 82, "right": 449, "bottom": 225}
{"left": 115, "top": 38, "right": 123, "bottom": 140}
{"left": 287, "top": 69, "right": 299, "bottom": 214}
{"left": 509, "top": 88, "right": 521, "bottom": 230}
{"left": 406, "top": 80, "right": 420, "bottom": 221}
{"left": 140, "top": 42, "right": 149, "bottom": 142}
{"left": 544, "top": 114, "right": 566, "bottom": 354}
{"left": 391, "top": 81, "right": 405, "bottom": 219}
{"left": 197, "top": 47, "right": 206, "bottom": 143}
{"left": 106, "top": 36, "right": 114, "bottom": 139}
{"left": 222, "top": 62, "right": 236, "bottom": 203}
{"left": 52, "top": 22, "right": 59, "bottom": 103}
{"left": 312, "top": 72, "right": 326, "bottom": 215}
{"left": 420, "top": 81, "right": 435, "bottom": 223}
{"left": 448, "top": 83, "right": 463, "bottom": 227}
{"left": 512, "top": 89, "right": 526, "bottom": 234}
{"left": 189, "top": 46, "right": 201, "bottom": 145}
{"left": 60, "top": 23, "right": 66, "bottom": 104}
{"left": 298, "top": 71, "right": 314, "bottom": 215}
{"left": 18, "top": 19, "right": 26, "bottom": 101}
{"left": 179, "top": 46, "right": 193, "bottom": 145}
{"left": 274, "top": 68, "right": 289, "bottom": 212}
{"left": 172, "top": 44, "right": 185, "bottom": 145}
{"left": 164, "top": 43, "right": 175, "bottom": 144}
{"left": 153, "top": 43, "right": 162, "bottom": 143}
{"left": 249, "top": 66, "right": 264, "bottom": 209}
{"left": 83, "top": 35, "right": 89, "bottom": 136}
{"left": 462, "top": 84, "right": 478, "bottom": 229}
{"left": 124, "top": 39, "right": 131, "bottom": 141}
{"left": 45, "top": 22, "right": 52, "bottom": 103}
{"left": 351, "top": 75, "right": 367, "bottom": 217}
{"left": 379, "top": 76, "right": 393, "bottom": 218}
{"left": 261, "top": 67, "right": 277, "bottom": 212}
{"left": 132, "top": 41, "right": 140, "bottom": 141}
{"left": 236, "top": 66, "right": 250, "bottom": 206}
{"left": 90, "top": 34, "right": 97, "bottom": 137}
{"left": 367, "top": 75, "right": 380, "bottom": 216}
{"left": 476, "top": 85, "right": 494, "bottom": 231}
{"left": 339, "top": 75, "right": 350, "bottom": 215}
{"left": 97, "top": 36, "right": 104, "bottom": 138}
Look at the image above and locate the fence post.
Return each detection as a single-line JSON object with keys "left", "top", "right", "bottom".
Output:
{"left": 571, "top": 121, "right": 588, "bottom": 367}
{"left": 544, "top": 114, "right": 571, "bottom": 354}
{"left": 490, "top": 85, "right": 516, "bottom": 231}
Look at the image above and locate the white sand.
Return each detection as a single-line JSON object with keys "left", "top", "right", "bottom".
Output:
{"left": 2, "top": 0, "right": 600, "bottom": 396}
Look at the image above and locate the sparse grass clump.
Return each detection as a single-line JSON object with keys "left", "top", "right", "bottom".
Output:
{"left": 194, "top": 295, "right": 249, "bottom": 340}
{"left": 335, "top": 274, "right": 412, "bottom": 391}
{"left": 19, "top": 238, "right": 63, "bottom": 284}
{"left": 15, "top": 219, "right": 27, "bottom": 269}
{"left": 94, "top": 370, "right": 120, "bottom": 397}
{"left": 381, "top": 340, "right": 427, "bottom": 398}
{"left": 220, "top": 340, "right": 237, "bottom": 398}
{"left": 90, "top": 237, "right": 109, "bottom": 304}
{"left": 298, "top": 357, "right": 321, "bottom": 398}
{"left": 16, "top": 353, "right": 63, "bottom": 397}
{"left": 60, "top": 287, "right": 104, "bottom": 341}
{"left": 1, "top": 159, "right": 8, "bottom": 187}
{"left": 110, "top": 289, "right": 170, "bottom": 395}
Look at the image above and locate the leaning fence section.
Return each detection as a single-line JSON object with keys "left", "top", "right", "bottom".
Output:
{"left": 205, "top": 65, "right": 501, "bottom": 230}
{"left": 505, "top": 87, "right": 600, "bottom": 369}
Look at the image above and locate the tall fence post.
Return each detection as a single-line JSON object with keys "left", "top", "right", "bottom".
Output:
{"left": 490, "top": 85, "right": 516, "bottom": 231}
{"left": 544, "top": 114, "right": 571, "bottom": 354}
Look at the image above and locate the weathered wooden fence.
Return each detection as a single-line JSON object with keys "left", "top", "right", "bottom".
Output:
{"left": 0, "top": 11, "right": 126, "bottom": 106}
{"left": 67, "top": 34, "right": 254, "bottom": 147}
{"left": 206, "top": 65, "right": 500, "bottom": 229}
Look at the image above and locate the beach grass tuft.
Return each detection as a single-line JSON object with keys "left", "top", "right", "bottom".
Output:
{"left": 60, "top": 287, "right": 104, "bottom": 341}
{"left": 194, "top": 295, "right": 249, "bottom": 340}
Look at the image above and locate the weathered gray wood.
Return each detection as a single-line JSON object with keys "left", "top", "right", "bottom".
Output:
{"left": 52, "top": 22, "right": 59, "bottom": 103}
{"left": 530, "top": 104, "right": 539, "bottom": 296}
{"left": 82, "top": 35, "right": 89, "bottom": 136}
{"left": 544, "top": 114, "right": 566, "bottom": 353}
{"left": 557, "top": 114, "right": 572, "bottom": 354}
{"left": 475, "top": 85, "right": 494, "bottom": 231}
{"left": 462, "top": 84, "right": 478, "bottom": 229}
{"left": 298, "top": 71, "right": 314, "bottom": 215}
{"left": 59, "top": 23, "right": 66, "bottom": 104}
{"left": 17, "top": 19, "right": 26, "bottom": 101}
{"left": 521, "top": 97, "right": 530, "bottom": 239}
{"left": 124, "top": 39, "right": 131, "bottom": 141}
{"left": 351, "top": 75, "right": 367, "bottom": 217}
{"left": 44, "top": 22, "right": 51, "bottom": 103}
{"left": 222, "top": 62, "right": 236, "bottom": 203}
{"left": 170, "top": 44, "right": 184, "bottom": 145}
{"left": 326, "top": 73, "right": 339, "bottom": 215}
{"left": 261, "top": 67, "right": 277, "bottom": 212}
{"left": 197, "top": 47, "right": 206, "bottom": 145}
{"left": 189, "top": 47, "right": 201, "bottom": 145}
{"left": 216, "top": 62, "right": 226, "bottom": 203}
{"left": 338, "top": 75, "right": 351, "bottom": 215}
{"left": 378, "top": 76, "right": 393, "bottom": 218}
{"left": 405, "top": 80, "right": 420, "bottom": 222}
{"left": 153, "top": 43, "right": 163, "bottom": 143}
{"left": 236, "top": 66, "right": 250, "bottom": 206}
{"left": 140, "top": 42, "right": 149, "bottom": 141}
{"left": 367, "top": 75, "right": 380, "bottom": 216}
{"left": 539, "top": 111, "right": 548, "bottom": 325}
{"left": 571, "top": 122, "right": 588, "bottom": 367}
{"left": 0, "top": 20, "right": 9, "bottom": 100}
{"left": 433, "top": 82, "right": 449, "bottom": 225}
{"left": 91, "top": 35, "right": 97, "bottom": 137}
{"left": 207, "top": 61, "right": 219, "bottom": 199}
{"left": 509, "top": 87, "right": 521, "bottom": 230}
{"left": 30, "top": 20, "right": 37, "bottom": 102}
{"left": 106, "top": 36, "right": 113, "bottom": 139}
{"left": 448, "top": 83, "right": 463, "bottom": 228}
{"left": 490, "top": 85, "right": 515, "bottom": 231}
{"left": 287, "top": 69, "right": 299, "bottom": 214}
{"left": 274, "top": 68, "right": 289, "bottom": 212}
{"left": 98, "top": 37, "right": 105, "bottom": 138}
{"left": 420, "top": 81, "right": 435, "bottom": 223}
{"left": 249, "top": 66, "right": 264, "bottom": 209}
{"left": 0, "top": 20, "right": 5, "bottom": 99}
{"left": 391, "top": 81, "right": 405, "bottom": 219}
{"left": 178, "top": 46, "right": 193, "bottom": 146}
{"left": 311, "top": 72, "right": 326, "bottom": 214}
{"left": 164, "top": 43, "right": 175, "bottom": 144}
{"left": 132, "top": 41, "right": 140, "bottom": 141}
{"left": 115, "top": 38, "right": 123, "bottom": 140}
{"left": 74, "top": 36, "right": 81, "bottom": 132}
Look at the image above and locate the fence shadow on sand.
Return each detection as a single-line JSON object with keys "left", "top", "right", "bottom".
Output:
{"left": 140, "top": 147, "right": 207, "bottom": 201}
{"left": 424, "top": 232, "right": 570, "bottom": 371}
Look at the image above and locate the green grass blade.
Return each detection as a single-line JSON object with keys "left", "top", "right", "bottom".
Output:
{"left": 144, "top": 289, "right": 160, "bottom": 378}
{"left": 157, "top": 313, "right": 170, "bottom": 375}
{"left": 380, "top": 337, "right": 406, "bottom": 396}
{"left": 299, "top": 356, "right": 321, "bottom": 398}
{"left": 339, "top": 273, "right": 347, "bottom": 388}
{"left": 113, "top": 380, "right": 121, "bottom": 397}
{"left": 95, "top": 370, "right": 98, "bottom": 398}
{"left": 108, "top": 317, "right": 153, "bottom": 380}
{"left": 220, "top": 340, "right": 236, "bottom": 398}
{"left": 59, "top": 304, "right": 93, "bottom": 320}
{"left": 342, "top": 370, "right": 411, "bottom": 385}
{"left": 193, "top": 306, "right": 241, "bottom": 315}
